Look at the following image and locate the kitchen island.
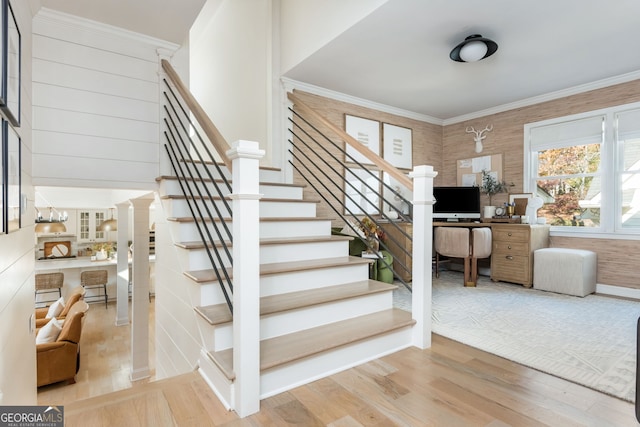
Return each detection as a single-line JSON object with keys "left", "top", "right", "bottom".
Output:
{"left": 35, "top": 255, "right": 155, "bottom": 307}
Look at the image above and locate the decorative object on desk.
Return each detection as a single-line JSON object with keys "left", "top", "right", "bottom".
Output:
{"left": 479, "top": 169, "right": 512, "bottom": 217}
{"left": 508, "top": 193, "right": 533, "bottom": 216}
{"left": 465, "top": 124, "right": 493, "bottom": 153}
{"left": 359, "top": 217, "right": 384, "bottom": 254}
{"left": 526, "top": 196, "right": 544, "bottom": 223}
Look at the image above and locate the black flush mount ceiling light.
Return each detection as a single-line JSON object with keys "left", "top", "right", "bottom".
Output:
{"left": 450, "top": 34, "right": 498, "bottom": 63}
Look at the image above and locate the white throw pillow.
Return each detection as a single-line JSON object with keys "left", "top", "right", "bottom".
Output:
{"left": 45, "top": 297, "right": 65, "bottom": 319}
{"left": 36, "top": 317, "right": 63, "bottom": 344}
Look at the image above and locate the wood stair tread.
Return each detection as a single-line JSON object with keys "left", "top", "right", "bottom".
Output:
{"left": 156, "top": 175, "right": 305, "bottom": 189}
{"left": 175, "top": 235, "right": 353, "bottom": 250}
{"left": 161, "top": 194, "right": 320, "bottom": 203}
{"left": 195, "top": 280, "right": 397, "bottom": 325}
{"left": 208, "top": 308, "right": 415, "bottom": 380}
{"left": 185, "top": 256, "right": 373, "bottom": 283}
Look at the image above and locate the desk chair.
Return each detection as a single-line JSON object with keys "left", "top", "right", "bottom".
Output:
{"left": 81, "top": 270, "right": 108, "bottom": 309}
{"left": 434, "top": 226, "right": 492, "bottom": 287}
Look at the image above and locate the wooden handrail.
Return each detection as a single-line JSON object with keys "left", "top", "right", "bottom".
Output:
{"left": 161, "top": 59, "right": 232, "bottom": 171}
{"left": 287, "top": 92, "right": 413, "bottom": 191}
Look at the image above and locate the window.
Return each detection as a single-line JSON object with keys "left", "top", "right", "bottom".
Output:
{"left": 525, "top": 101, "right": 640, "bottom": 235}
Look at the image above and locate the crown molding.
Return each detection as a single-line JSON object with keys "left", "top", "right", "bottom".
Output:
{"left": 443, "top": 70, "right": 640, "bottom": 125}
{"left": 281, "top": 77, "right": 443, "bottom": 125}
{"left": 34, "top": 7, "right": 180, "bottom": 52}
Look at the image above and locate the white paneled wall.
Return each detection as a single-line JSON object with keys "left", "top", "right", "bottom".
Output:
{"left": 0, "top": 0, "right": 35, "bottom": 405}
{"left": 31, "top": 9, "right": 179, "bottom": 190}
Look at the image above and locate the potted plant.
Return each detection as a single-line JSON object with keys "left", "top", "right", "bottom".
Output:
{"left": 480, "top": 170, "right": 510, "bottom": 218}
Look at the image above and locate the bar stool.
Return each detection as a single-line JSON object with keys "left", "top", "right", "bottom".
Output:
{"left": 81, "top": 270, "right": 108, "bottom": 309}
{"left": 35, "top": 273, "right": 64, "bottom": 306}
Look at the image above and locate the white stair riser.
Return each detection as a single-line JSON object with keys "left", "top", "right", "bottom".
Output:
{"left": 173, "top": 163, "right": 281, "bottom": 184}
{"left": 177, "top": 245, "right": 232, "bottom": 271}
{"left": 260, "top": 264, "right": 370, "bottom": 296}
{"left": 164, "top": 198, "right": 316, "bottom": 219}
{"left": 197, "top": 281, "right": 234, "bottom": 307}
{"left": 195, "top": 314, "right": 232, "bottom": 352}
{"left": 209, "top": 292, "right": 395, "bottom": 351}
{"left": 179, "top": 240, "right": 350, "bottom": 271}
{"left": 168, "top": 219, "right": 331, "bottom": 242}
{"left": 160, "top": 179, "right": 303, "bottom": 200}
{"left": 260, "top": 327, "right": 414, "bottom": 399}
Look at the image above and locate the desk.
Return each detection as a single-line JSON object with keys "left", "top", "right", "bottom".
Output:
{"left": 435, "top": 222, "right": 549, "bottom": 287}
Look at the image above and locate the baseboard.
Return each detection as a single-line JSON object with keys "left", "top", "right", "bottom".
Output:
{"left": 596, "top": 283, "right": 640, "bottom": 301}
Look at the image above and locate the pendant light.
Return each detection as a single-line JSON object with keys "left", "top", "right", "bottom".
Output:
{"left": 450, "top": 34, "right": 498, "bottom": 62}
{"left": 97, "top": 208, "right": 117, "bottom": 232}
{"left": 34, "top": 207, "right": 68, "bottom": 233}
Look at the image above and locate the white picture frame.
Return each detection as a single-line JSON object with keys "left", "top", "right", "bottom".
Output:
{"left": 344, "top": 115, "right": 380, "bottom": 165}
{"left": 382, "top": 172, "right": 411, "bottom": 218}
{"left": 383, "top": 123, "right": 412, "bottom": 169}
{"left": 344, "top": 168, "right": 380, "bottom": 215}
{"left": 508, "top": 193, "right": 533, "bottom": 216}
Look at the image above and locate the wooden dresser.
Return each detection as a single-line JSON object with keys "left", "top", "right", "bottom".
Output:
{"left": 490, "top": 224, "right": 550, "bottom": 287}
{"left": 380, "top": 222, "right": 413, "bottom": 282}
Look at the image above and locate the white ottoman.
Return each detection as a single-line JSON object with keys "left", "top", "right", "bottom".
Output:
{"left": 533, "top": 248, "right": 597, "bottom": 297}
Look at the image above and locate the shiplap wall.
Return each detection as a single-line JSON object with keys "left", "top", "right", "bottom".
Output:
{"left": 0, "top": 0, "right": 36, "bottom": 404}
{"left": 443, "top": 79, "right": 640, "bottom": 290}
{"left": 31, "top": 9, "right": 178, "bottom": 190}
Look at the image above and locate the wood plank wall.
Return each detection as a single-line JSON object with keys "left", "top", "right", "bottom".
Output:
{"left": 292, "top": 80, "right": 640, "bottom": 289}
{"left": 444, "top": 79, "right": 640, "bottom": 290}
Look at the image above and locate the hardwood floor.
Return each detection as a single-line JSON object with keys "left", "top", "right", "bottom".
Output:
{"left": 39, "top": 298, "right": 638, "bottom": 426}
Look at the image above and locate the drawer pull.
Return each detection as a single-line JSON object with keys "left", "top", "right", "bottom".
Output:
{"left": 508, "top": 245, "right": 512, "bottom": 249}
{"left": 505, "top": 255, "right": 514, "bottom": 260}
{"left": 508, "top": 232, "right": 512, "bottom": 236}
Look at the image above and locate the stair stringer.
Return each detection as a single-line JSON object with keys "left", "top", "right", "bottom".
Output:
{"left": 153, "top": 192, "right": 232, "bottom": 385}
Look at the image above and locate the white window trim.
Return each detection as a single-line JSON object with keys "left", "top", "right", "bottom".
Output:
{"left": 524, "top": 100, "right": 640, "bottom": 240}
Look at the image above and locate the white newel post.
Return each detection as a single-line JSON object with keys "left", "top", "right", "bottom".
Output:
{"left": 410, "top": 165, "right": 437, "bottom": 349}
{"left": 227, "top": 140, "right": 264, "bottom": 417}
{"left": 129, "top": 196, "right": 153, "bottom": 381}
{"left": 115, "top": 202, "right": 130, "bottom": 326}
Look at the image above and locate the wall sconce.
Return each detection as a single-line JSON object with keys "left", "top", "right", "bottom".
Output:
{"left": 450, "top": 34, "right": 498, "bottom": 62}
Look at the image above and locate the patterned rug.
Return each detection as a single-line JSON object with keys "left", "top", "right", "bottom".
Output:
{"left": 392, "top": 270, "right": 640, "bottom": 402}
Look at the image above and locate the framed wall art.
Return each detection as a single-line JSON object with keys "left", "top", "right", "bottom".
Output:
{"left": 344, "top": 168, "right": 380, "bottom": 215}
{"left": 382, "top": 123, "right": 412, "bottom": 169}
{"left": 344, "top": 114, "right": 380, "bottom": 165}
{"left": 5, "top": 120, "right": 19, "bottom": 232}
{"left": 1, "top": 0, "right": 20, "bottom": 127}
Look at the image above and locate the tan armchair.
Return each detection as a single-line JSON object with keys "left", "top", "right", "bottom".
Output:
{"left": 35, "top": 286, "right": 86, "bottom": 328}
{"left": 36, "top": 300, "right": 89, "bottom": 387}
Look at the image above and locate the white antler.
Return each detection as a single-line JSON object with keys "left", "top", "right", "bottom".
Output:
{"left": 466, "top": 124, "right": 493, "bottom": 153}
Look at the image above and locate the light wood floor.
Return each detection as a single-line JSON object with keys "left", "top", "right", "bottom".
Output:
{"left": 39, "top": 298, "right": 637, "bottom": 426}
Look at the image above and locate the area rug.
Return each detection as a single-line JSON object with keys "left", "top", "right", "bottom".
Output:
{"left": 393, "top": 271, "right": 640, "bottom": 402}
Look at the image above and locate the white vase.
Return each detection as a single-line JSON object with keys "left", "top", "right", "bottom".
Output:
{"left": 484, "top": 206, "right": 497, "bottom": 219}
{"left": 96, "top": 249, "right": 107, "bottom": 260}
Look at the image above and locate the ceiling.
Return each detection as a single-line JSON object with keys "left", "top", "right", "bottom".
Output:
{"left": 283, "top": 0, "right": 640, "bottom": 123}
{"left": 34, "top": 0, "right": 640, "bottom": 124}
{"left": 36, "top": 0, "right": 208, "bottom": 45}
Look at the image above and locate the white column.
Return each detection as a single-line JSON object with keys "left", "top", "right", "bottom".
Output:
{"left": 115, "top": 202, "right": 130, "bottom": 326}
{"left": 129, "top": 196, "right": 153, "bottom": 381}
{"left": 410, "top": 165, "right": 438, "bottom": 349}
{"left": 227, "top": 140, "right": 264, "bottom": 417}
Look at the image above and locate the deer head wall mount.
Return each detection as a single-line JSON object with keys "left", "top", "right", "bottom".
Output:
{"left": 466, "top": 124, "right": 493, "bottom": 153}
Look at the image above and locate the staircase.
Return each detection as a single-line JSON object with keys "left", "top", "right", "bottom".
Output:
{"left": 156, "top": 166, "right": 416, "bottom": 409}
